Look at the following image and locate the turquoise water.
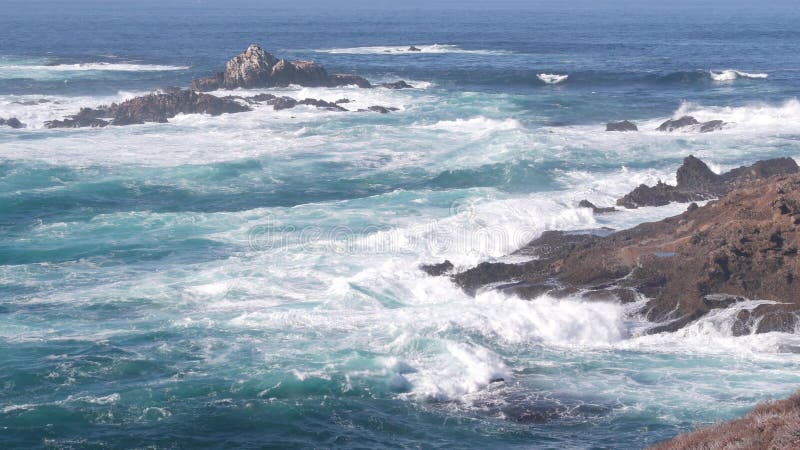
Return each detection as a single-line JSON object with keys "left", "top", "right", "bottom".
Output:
{"left": 3, "top": 1, "right": 800, "bottom": 448}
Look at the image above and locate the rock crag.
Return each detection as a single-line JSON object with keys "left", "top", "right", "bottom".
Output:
{"left": 424, "top": 157, "right": 800, "bottom": 335}
{"left": 191, "top": 44, "right": 372, "bottom": 91}
{"left": 616, "top": 155, "right": 798, "bottom": 208}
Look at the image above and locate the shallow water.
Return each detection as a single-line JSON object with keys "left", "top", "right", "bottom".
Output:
{"left": 2, "top": 1, "right": 800, "bottom": 448}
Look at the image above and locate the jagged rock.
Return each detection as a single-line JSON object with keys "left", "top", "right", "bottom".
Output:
{"left": 0, "top": 117, "right": 25, "bottom": 129}
{"left": 437, "top": 157, "right": 800, "bottom": 335}
{"left": 45, "top": 90, "right": 250, "bottom": 128}
{"left": 420, "top": 260, "right": 454, "bottom": 276}
{"left": 191, "top": 44, "right": 371, "bottom": 91}
{"left": 657, "top": 116, "right": 699, "bottom": 131}
{"left": 408, "top": 46, "right": 422, "bottom": 52}
{"left": 578, "top": 200, "right": 616, "bottom": 214}
{"left": 381, "top": 80, "right": 415, "bottom": 89}
{"left": 605, "top": 120, "right": 638, "bottom": 132}
{"left": 298, "top": 98, "right": 347, "bottom": 111}
{"left": 616, "top": 155, "right": 799, "bottom": 208}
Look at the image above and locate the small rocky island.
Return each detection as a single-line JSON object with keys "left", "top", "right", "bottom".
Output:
{"left": 423, "top": 155, "right": 800, "bottom": 335}
{"left": 44, "top": 44, "right": 409, "bottom": 128}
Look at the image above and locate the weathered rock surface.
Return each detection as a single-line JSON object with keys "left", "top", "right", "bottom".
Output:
{"left": 606, "top": 120, "right": 638, "bottom": 132}
{"left": 657, "top": 115, "right": 726, "bottom": 132}
{"left": 45, "top": 90, "right": 250, "bottom": 128}
{"left": 616, "top": 155, "right": 799, "bottom": 208}
{"left": 0, "top": 117, "right": 25, "bottom": 128}
{"left": 427, "top": 157, "right": 800, "bottom": 335}
{"left": 191, "top": 44, "right": 371, "bottom": 91}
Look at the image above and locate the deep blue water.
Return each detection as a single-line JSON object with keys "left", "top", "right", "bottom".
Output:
{"left": 2, "top": 1, "right": 800, "bottom": 448}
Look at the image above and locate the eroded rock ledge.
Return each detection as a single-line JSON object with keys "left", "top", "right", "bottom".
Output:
{"left": 423, "top": 156, "right": 800, "bottom": 335}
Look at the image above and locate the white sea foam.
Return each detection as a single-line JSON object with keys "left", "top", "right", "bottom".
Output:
{"left": 709, "top": 69, "right": 768, "bottom": 81}
{"left": 537, "top": 73, "right": 568, "bottom": 84}
{"left": 314, "top": 44, "right": 510, "bottom": 55}
{"left": 415, "top": 116, "right": 522, "bottom": 136}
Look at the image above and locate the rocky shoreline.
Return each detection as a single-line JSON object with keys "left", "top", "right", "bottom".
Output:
{"left": 422, "top": 155, "right": 800, "bottom": 335}
{"left": 43, "top": 44, "right": 409, "bottom": 128}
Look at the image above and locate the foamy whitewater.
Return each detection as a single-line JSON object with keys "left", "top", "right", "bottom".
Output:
{"left": 2, "top": 2, "right": 800, "bottom": 448}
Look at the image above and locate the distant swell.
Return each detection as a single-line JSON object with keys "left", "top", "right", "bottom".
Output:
{"left": 313, "top": 44, "right": 511, "bottom": 55}
{"left": 1, "top": 62, "right": 190, "bottom": 72}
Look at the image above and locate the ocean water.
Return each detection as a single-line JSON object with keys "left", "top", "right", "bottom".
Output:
{"left": 2, "top": 1, "right": 800, "bottom": 448}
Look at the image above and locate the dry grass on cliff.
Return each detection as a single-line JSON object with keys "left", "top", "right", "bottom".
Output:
{"left": 651, "top": 392, "right": 800, "bottom": 449}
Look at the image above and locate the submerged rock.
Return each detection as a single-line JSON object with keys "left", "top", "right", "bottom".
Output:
{"left": 435, "top": 157, "right": 800, "bottom": 335}
{"left": 616, "top": 155, "right": 798, "bottom": 208}
{"left": 366, "top": 106, "right": 399, "bottom": 114}
{"left": 605, "top": 120, "right": 638, "bottom": 132}
{"left": 381, "top": 80, "right": 415, "bottom": 89}
{"left": 191, "top": 44, "right": 372, "bottom": 91}
{"left": 0, "top": 117, "right": 25, "bottom": 128}
{"left": 408, "top": 46, "right": 422, "bottom": 52}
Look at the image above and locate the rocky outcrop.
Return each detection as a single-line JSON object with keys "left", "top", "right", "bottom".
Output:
{"left": 45, "top": 90, "right": 250, "bottom": 128}
{"left": 425, "top": 157, "right": 800, "bottom": 336}
{"left": 606, "top": 120, "right": 638, "bottom": 132}
{"left": 191, "top": 44, "right": 371, "bottom": 91}
{"left": 408, "top": 46, "right": 422, "bottom": 52}
{"left": 0, "top": 117, "right": 25, "bottom": 129}
{"left": 650, "top": 391, "right": 800, "bottom": 449}
{"left": 616, "top": 155, "right": 798, "bottom": 208}
{"left": 657, "top": 115, "right": 726, "bottom": 132}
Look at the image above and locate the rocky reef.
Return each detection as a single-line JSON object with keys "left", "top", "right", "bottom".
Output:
{"left": 45, "top": 90, "right": 250, "bottom": 128}
{"left": 423, "top": 156, "right": 800, "bottom": 335}
{"left": 651, "top": 391, "right": 800, "bottom": 449}
{"left": 191, "top": 44, "right": 372, "bottom": 91}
